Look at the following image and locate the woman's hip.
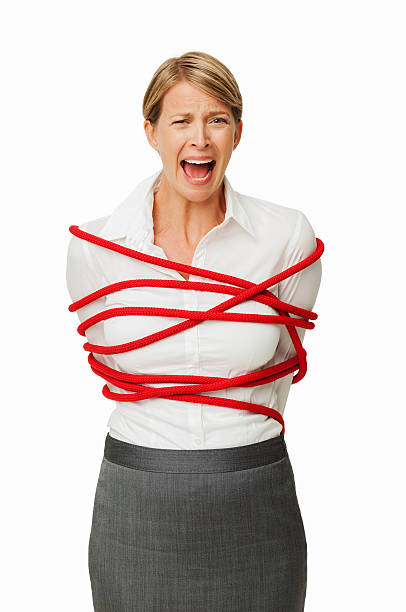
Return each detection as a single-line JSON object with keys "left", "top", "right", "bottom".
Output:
{"left": 88, "top": 432, "right": 307, "bottom": 612}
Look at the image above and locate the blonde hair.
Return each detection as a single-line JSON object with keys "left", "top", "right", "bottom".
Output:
{"left": 142, "top": 51, "right": 243, "bottom": 127}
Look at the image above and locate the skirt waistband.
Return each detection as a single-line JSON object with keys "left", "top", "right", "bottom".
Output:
{"left": 103, "top": 432, "right": 288, "bottom": 473}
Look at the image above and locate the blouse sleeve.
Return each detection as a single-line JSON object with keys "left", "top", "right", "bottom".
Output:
{"left": 66, "top": 232, "right": 112, "bottom": 370}
{"left": 272, "top": 209, "right": 322, "bottom": 415}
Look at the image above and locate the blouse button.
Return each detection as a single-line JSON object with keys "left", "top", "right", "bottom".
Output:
{"left": 194, "top": 438, "right": 202, "bottom": 446}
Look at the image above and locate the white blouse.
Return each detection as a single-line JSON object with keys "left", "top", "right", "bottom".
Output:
{"left": 66, "top": 169, "right": 322, "bottom": 449}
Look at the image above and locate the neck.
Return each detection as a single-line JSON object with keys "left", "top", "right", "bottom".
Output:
{"left": 152, "top": 173, "right": 226, "bottom": 248}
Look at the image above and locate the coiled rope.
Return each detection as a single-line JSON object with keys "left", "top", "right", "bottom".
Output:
{"left": 68, "top": 225, "right": 324, "bottom": 434}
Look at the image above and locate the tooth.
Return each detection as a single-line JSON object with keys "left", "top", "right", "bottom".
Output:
{"left": 184, "top": 159, "right": 214, "bottom": 164}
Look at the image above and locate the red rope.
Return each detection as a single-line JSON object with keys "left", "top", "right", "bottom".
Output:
{"left": 68, "top": 225, "right": 324, "bottom": 434}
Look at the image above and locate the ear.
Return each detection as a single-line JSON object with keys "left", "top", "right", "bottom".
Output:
{"left": 233, "top": 119, "right": 243, "bottom": 151}
{"left": 144, "top": 120, "right": 159, "bottom": 153}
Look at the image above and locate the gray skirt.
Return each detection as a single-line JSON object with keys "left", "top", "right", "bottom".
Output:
{"left": 88, "top": 432, "right": 307, "bottom": 612}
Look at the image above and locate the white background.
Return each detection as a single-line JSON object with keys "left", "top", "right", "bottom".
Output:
{"left": 1, "top": 1, "right": 404, "bottom": 610}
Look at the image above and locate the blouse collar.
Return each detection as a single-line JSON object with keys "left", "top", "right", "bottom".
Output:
{"left": 98, "top": 168, "right": 256, "bottom": 244}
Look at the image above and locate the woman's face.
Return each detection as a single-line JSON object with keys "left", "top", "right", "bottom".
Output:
{"left": 144, "top": 80, "right": 243, "bottom": 202}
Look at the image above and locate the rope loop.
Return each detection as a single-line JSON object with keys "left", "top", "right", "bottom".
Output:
{"left": 68, "top": 224, "right": 324, "bottom": 435}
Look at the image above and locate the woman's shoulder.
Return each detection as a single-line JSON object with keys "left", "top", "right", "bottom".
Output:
{"left": 77, "top": 214, "right": 110, "bottom": 234}
{"left": 66, "top": 214, "right": 112, "bottom": 302}
{"left": 237, "top": 189, "right": 315, "bottom": 248}
{"left": 67, "top": 214, "right": 109, "bottom": 251}
{"left": 66, "top": 214, "right": 110, "bottom": 276}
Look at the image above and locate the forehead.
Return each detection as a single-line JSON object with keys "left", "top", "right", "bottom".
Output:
{"left": 161, "top": 81, "right": 229, "bottom": 114}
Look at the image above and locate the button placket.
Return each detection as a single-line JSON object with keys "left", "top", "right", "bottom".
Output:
{"left": 185, "top": 245, "right": 205, "bottom": 444}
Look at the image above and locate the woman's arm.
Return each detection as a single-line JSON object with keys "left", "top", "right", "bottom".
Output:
{"left": 272, "top": 209, "right": 323, "bottom": 416}
{"left": 66, "top": 229, "right": 114, "bottom": 372}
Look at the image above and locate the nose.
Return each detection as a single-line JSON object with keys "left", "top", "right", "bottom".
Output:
{"left": 190, "top": 121, "right": 210, "bottom": 148}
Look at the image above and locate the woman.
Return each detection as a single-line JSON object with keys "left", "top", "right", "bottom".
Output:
{"left": 66, "top": 51, "right": 323, "bottom": 612}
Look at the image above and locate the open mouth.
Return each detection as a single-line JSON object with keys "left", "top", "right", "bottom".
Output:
{"left": 180, "top": 159, "right": 216, "bottom": 182}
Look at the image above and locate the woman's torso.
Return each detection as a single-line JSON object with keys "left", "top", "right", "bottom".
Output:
{"left": 66, "top": 171, "right": 322, "bottom": 449}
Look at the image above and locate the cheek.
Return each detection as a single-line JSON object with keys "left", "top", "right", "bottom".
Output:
{"left": 215, "top": 132, "right": 234, "bottom": 154}
{"left": 158, "top": 130, "right": 184, "bottom": 155}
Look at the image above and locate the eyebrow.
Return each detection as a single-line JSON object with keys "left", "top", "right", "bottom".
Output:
{"left": 169, "top": 110, "right": 231, "bottom": 119}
